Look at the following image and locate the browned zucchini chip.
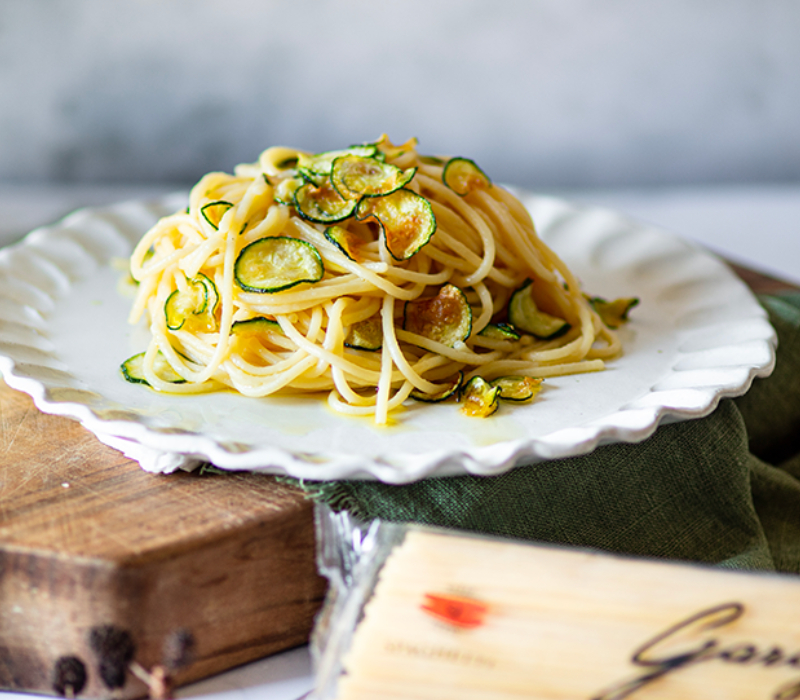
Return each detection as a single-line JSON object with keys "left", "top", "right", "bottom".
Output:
{"left": 121, "top": 351, "right": 186, "bottom": 386}
{"left": 508, "top": 280, "right": 569, "bottom": 339}
{"left": 491, "top": 375, "right": 543, "bottom": 402}
{"left": 403, "top": 284, "right": 472, "bottom": 347}
{"left": 459, "top": 376, "right": 500, "bottom": 418}
{"left": 344, "top": 315, "right": 383, "bottom": 351}
{"left": 164, "top": 273, "right": 218, "bottom": 332}
{"left": 231, "top": 316, "right": 283, "bottom": 335}
{"left": 442, "top": 157, "right": 492, "bottom": 196}
{"left": 297, "top": 145, "right": 378, "bottom": 183}
{"left": 294, "top": 180, "right": 357, "bottom": 224}
{"left": 355, "top": 188, "right": 436, "bottom": 260}
{"left": 230, "top": 318, "right": 287, "bottom": 362}
{"left": 588, "top": 295, "right": 640, "bottom": 329}
{"left": 478, "top": 322, "right": 521, "bottom": 341}
{"left": 200, "top": 200, "right": 233, "bottom": 230}
{"left": 273, "top": 177, "right": 304, "bottom": 206}
{"left": 372, "top": 135, "right": 419, "bottom": 161}
{"left": 410, "top": 372, "right": 463, "bottom": 403}
{"left": 275, "top": 156, "right": 299, "bottom": 170}
{"left": 330, "top": 154, "right": 416, "bottom": 200}
{"left": 234, "top": 236, "right": 324, "bottom": 293}
{"left": 324, "top": 225, "right": 357, "bottom": 261}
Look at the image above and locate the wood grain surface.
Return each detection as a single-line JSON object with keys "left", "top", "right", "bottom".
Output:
{"left": 0, "top": 262, "right": 795, "bottom": 699}
{"left": 0, "top": 382, "right": 326, "bottom": 698}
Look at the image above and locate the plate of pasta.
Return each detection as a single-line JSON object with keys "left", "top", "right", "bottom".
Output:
{"left": 0, "top": 137, "right": 776, "bottom": 483}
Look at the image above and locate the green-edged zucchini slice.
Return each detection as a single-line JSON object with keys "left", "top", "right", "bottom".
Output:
{"left": 297, "top": 145, "right": 378, "bottom": 182}
{"left": 231, "top": 316, "right": 283, "bottom": 335}
{"left": 410, "top": 372, "right": 462, "bottom": 403}
{"left": 459, "top": 376, "right": 500, "bottom": 418}
{"left": 478, "top": 322, "right": 521, "bottom": 341}
{"left": 355, "top": 188, "right": 436, "bottom": 260}
{"left": 294, "top": 180, "right": 357, "bottom": 224}
{"left": 121, "top": 351, "right": 186, "bottom": 385}
{"left": 330, "top": 155, "right": 416, "bottom": 200}
{"left": 442, "top": 158, "right": 491, "bottom": 196}
{"left": 372, "top": 135, "right": 418, "bottom": 161}
{"left": 275, "top": 156, "right": 298, "bottom": 173}
{"left": 234, "top": 236, "right": 324, "bottom": 293}
{"left": 588, "top": 295, "right": 640, "bottom": 329}
{"left": 165, "top": 273, "right": 218, "bottom": 331}
{"left": 274, "top": 177, "right": 304, "bottom": 206}
{"left": 344, "top": 315, "right": 382, "bottom": 351}
{"left": 491, "top": 375, "right": 543, "bottom": 402}
{"left": 198, "top": 273, "right": 219, "bottom": 314}
{"left": 200, "top": 200, "right": 233, "bottom": 230}
{"left": 275, "top": 155, "right": 299, "bottom": 171}
{"left": 403, "top": 284, "right": 472, "bottom": 348}
{"left": 508, "top": 280, "right": 569, "bottom": 339}
{"left": 324, "top": 225, "right": 366, "bottom": 262}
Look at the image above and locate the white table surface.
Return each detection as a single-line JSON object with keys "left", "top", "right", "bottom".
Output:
{"left": 1, "top": 181, "right": 799, "bottom": 700}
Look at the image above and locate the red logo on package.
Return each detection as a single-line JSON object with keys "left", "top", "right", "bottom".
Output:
{"left": 421, "top": 593, "right": 489, "bottom": 629}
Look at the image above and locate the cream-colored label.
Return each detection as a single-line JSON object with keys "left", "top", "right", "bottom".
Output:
{"left": 335, "top": 530, "right": 800, "bottom": 699}
{"left": 595, "top": 602, "right": 800, "bottom": 700}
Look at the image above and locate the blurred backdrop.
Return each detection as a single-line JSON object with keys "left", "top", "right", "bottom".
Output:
{"left": 2, "top": 0, "right": 799, "bottom": 191}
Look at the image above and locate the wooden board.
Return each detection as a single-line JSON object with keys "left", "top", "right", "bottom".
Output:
{"left": 0, "top": 383, "right": 327, "bottom": 698}
{"left": 0, "top": 263, "right": 794, "bottom": 699}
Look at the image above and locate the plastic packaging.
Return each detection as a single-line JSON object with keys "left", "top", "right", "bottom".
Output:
{"left": 309, "top": 505, "right": 514, "bottom": 699}
{"left": 309, "top": 501, "right": 800, "bottom": 700}
{"left": 310, "top": 504, "right": 405, "bottom": 699}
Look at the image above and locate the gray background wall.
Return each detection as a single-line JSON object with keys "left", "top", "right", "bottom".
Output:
{"left": 2, "top": 0, "right": 799, "bottom": 190}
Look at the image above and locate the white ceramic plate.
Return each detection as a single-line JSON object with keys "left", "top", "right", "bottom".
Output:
{"left": 0, "top": 192, "right": 776, "bottom": 483}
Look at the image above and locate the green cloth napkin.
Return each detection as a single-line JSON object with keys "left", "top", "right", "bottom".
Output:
{"left": 295, "top": 293, "right": 800, "bottom": 574}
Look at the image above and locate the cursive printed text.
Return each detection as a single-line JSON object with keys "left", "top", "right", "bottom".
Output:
{"left": 594, "top": 602, "right": 800, "bottom": 700}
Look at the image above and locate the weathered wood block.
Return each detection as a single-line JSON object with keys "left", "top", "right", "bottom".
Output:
{"left": 0, "top": 381, "right": 326, "bottom": 698}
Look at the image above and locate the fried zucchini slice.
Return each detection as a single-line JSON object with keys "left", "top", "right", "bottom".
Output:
{"left": 478, "top": 322, "right": 521, "bottom": 341}
{"left": 164, "top": 273, "right": 218, "bottom": 332}
{"left": 234, "top": 236, "right": 324, "bottom": 293}
{"left": 200, "top": 200, "right": 233, "bottom": 230}
{"left": 355, "top": 188, "right": 436, "bottom": 260}
{"left": 491, "top": 375, "right": 543, "bottom": 402}
{"left": 588, "top": 295, "right": 640, "bottom": 329}
{"left": 410, "top": 372, "right": 463, "bottom": 403}
{"left": 403, "top": 284, "right": 472, "bottom": 348}
{"left": 459, "top": 376, "right": 500, "bottom": 418}
{"left": 273, "top": 176, "right": 304, "bottom": 206}
{"left": 324, "top": 225, "right": 368, "bottom": 262}
{"left": 231, "top": 316, "right": 283, "bottom": 335}
{"left": 371, "top": 134, "right": 419, "bottom": 161}
{"left": 121, "top": 351, "right": 186, "bottom": 385}
{"left": 330, "top": 154, "right": 416, "bottom": 200}
{"left": 230, "top": 317, "right": 286, "bottom": 360}
{"left": 508, "top": 280, "right": 569, "bottom": 339}
{"left": 297, "top": 145, "right": 379, "bottom": 183}
{"left": 442, "top": 157, "right": 491, "bottom": 196}
{"left": 344, "top": 315, "right": 383, "bottom": 351}
{"left": 294, "top": 180, "right": 357, "bottom": 224}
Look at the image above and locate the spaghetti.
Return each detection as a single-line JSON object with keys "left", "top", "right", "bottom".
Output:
{"left": 124, "top": 136, "right": 634, "bottom": 424}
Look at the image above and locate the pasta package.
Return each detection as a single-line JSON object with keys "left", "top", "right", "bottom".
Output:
{"left": 124, "top": 136, "right": 636, "bottom": 424}
{"left": 311, "top": 506, "right": 800, "bottom": 700}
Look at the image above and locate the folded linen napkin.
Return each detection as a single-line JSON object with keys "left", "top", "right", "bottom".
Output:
{"left": 293, "top": 293, "right": 800, "bottom": 574}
